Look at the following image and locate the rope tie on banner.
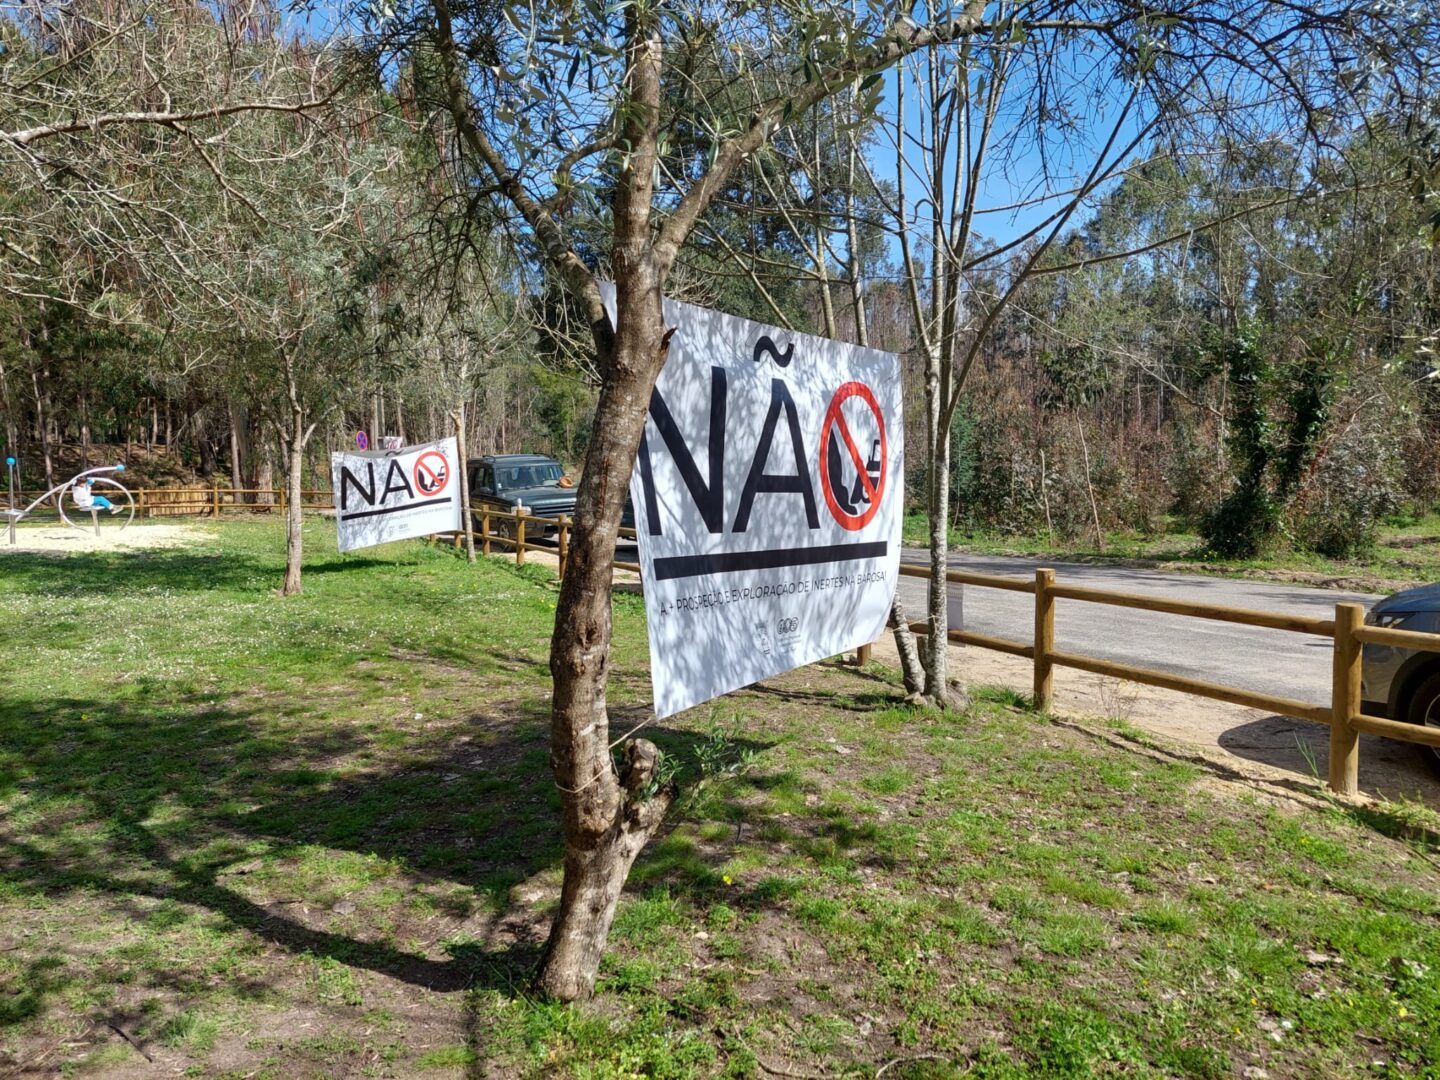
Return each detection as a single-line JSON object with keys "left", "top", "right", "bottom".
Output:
{"left": 549, "top": 715, "right": 658, "bottom": 795}
{"left": 551, "top": 768, "right": 612, "bottom": 796}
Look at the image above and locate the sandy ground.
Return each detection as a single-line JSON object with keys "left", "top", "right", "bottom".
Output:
{"left": 866, "top": 631, "right": 1440, "bottom": 811}
{"left": 0, "top": 522, "right": 211, "bottom": 554}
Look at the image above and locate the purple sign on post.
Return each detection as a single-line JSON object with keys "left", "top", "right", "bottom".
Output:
{"left": 356, "top": 431, "right": 369, "bottom": 451}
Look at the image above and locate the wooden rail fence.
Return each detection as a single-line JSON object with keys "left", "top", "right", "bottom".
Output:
{"left": 441, "top": 506, "right": 640, "bottom": 578}
{"left": 25, "top": 492, "right": 1418, "bottom": 798}
{"left": 459, "top": 510, "right": 1440, "bottom": 797}
{"left": 893, "top": 563, "right": 1440, "bottom": 798}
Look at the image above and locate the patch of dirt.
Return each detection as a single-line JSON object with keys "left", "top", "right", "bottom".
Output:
{"left": 1163, "top": 562, "right": 1415, "bottom": 595}
{"left": 867, "top": 633, "right": 1440, "bottom": 811}
{"left": 0, "top": 523, "right": 213, "bottom": 555}
{"left": 1383, "top": 535, "right": 1440, "bottom": 550}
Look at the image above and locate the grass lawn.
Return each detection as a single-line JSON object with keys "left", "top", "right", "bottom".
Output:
{"left": 2, "top": 518, "right": 1439, "bottom": 1078}
{"left": 903, "top": 512, "right": 1440, "bottom": 591}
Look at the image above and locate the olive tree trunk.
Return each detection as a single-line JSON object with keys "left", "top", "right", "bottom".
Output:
{"left": 536, "top": 291, "right": 675, "bottom": 1001}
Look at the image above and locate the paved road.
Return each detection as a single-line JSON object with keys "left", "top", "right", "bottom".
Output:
{"left": 896, "top": 550, "right": 1383, "bottom": 708}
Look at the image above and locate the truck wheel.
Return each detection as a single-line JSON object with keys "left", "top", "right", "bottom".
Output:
{"left": 1402, "top": 670, "right": 1440, "bottom": 776}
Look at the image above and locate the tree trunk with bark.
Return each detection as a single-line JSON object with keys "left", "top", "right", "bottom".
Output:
{"left": 922, "top": 343, "right": 952, "bottom": 704}
{"left": 255, "top": 447, "right": 275, "bottom": 507}
{"left": 228, "top": 399, "right": 248, "bottom": 501}
{"left": 536, "top": 296, "right": 676, "bottom": 1001}
{"left": 279, "top": 350, "right": 310, "bottom": 597}
{"left": 888, "top": 595, "right": 927, "bottom": 700}
{"left": 30, "top": 366, "right": 55, "bottom": 504}
{"left": 424, "top": 0, "right": 1028, "bottom": 1003}
{"left": 281, "top": 412, "right": 305, "bottom": 596}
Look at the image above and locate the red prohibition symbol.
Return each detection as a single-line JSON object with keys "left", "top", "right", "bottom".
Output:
{"left": 818, "top": 381, "right": 887, "bottom": 531}
{"left": 412, "top": 451, "right": 451, "bottom": 496}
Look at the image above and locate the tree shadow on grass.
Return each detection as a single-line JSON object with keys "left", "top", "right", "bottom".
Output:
{"left": 0, "top": 549, "right": 272, "bottom": 595}
{"left": 0, "top": 689, "right": 560, "bottom": 1039}
{"left": 0, "top": 544, "right": 425, "bottom": 598}
{"left": 0, "top": 683, "right": 779, "bottom": 1048}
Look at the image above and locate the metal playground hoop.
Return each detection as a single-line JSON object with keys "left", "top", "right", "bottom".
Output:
{"left": 4, "top": 463, "right": 136, "bottom": 544}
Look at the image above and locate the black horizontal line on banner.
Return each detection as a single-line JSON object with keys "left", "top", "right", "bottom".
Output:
{"left": 339, "top": 497, "right": 452, "bottom": 522}
{"left": 652, "top": 542, "right": 889, "bottom": 581}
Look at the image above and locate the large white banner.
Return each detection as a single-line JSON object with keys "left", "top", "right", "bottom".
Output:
{"left": 605, "top": 287, "right": 903, "bottom": 718}
{"left": 332, "top": 437, "right": 462, "bottom": 553}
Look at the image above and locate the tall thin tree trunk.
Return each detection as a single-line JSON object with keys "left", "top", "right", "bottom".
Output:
{"left": 923, "top": 343, "right": 951, "bottom": 704}
{"left": 844, "top": 159, "right": 919, "bottom": 696}
{"left": 280, "top": 352, "right": 307, "bottom": 596}
{"left": 79, "top": 375, "right": 91, "bottom": 471}
{"left": 30, "top": 366, "right": 55, "bottom": 503}
{"left": 228, "top": 400, "right": 248, "bottom": 503}
{"left": 452, "top": 406, "right": 476, "bottom": 562}
{"left": 255, "top": 442, "right": 275, "bottom": 507}
{"left": 1075, "top": 413, "right": 1104, "bottom": 551}
{"left": 0, "top": 357, "right": 18, "bottom": 475}
{"left": 281, "top": 423, "right": 304, "bottom": 596}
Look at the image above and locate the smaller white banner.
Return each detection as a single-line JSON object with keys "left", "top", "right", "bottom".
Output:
{"left": 332, "top": 437, "right": 462, "bottom": 553}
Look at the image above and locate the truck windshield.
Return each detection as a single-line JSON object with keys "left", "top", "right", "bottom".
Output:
{"left": 495, "top": 462, "right": 563, "bottom": 491}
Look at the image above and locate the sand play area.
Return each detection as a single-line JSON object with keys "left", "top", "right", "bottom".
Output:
{"left": 0, "top": 522, "right": 211, "bottom": 554}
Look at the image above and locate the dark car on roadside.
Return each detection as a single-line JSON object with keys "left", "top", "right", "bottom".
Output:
{"left": 468, "top": 454, "right": 576, "bottom": 538}
{"left": 1362, "top": 583, "right": 1440, "bottom": 770}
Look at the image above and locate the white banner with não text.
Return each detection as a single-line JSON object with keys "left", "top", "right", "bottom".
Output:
{"left": 603, "top": 286, "right": 903, "bottom": 718}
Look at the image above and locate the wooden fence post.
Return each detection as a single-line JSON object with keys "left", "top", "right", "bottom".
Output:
{"left": 212, "top": 482, "right": 221, "bottom": 518}
{"left": 1329, "top": 602, "right": 1364, "bottom": 796}
{"left": 137, "top": 488, "right": 148, "bottom": 519}
{"left": 557, "top": 515, "right": 569, "bottom": 580}
{"left": 855, "top": 643, "right": 873, "bottom": 666}
{"left": 515, "top": 507, "right": 527, "bottom": 567}
{"left": 1033, "top": 568, "right": 1056, "bottom": 711}
{"left": 481, "top": 507, "right": 491, "bottom": 556}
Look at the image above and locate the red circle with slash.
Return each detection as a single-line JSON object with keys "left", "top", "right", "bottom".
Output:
{"left": 412, "top": 451, "right": 451, "bottom": 496}
{"left": 818, "top": 381, "right": 887, "bottom": 531}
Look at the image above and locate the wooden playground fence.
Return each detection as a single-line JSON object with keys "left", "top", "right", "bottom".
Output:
{"left": 11, "top": 487, "right": 335, "bottom": 518}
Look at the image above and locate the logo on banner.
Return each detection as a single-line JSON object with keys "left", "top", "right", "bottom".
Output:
{"left": 819, "top": 382, "right": 886, "bottom": 531}
{"left": 412, "top": 451, "right": 450, "bottom": 496}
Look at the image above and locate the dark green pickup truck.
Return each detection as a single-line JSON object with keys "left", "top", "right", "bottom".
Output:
{"left": 466, "top": 454, "right": 577, "bottom": 537}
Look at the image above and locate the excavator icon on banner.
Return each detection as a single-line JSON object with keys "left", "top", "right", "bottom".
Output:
{"left": 824, "top": 430, "right": 882, "bottom": 519}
